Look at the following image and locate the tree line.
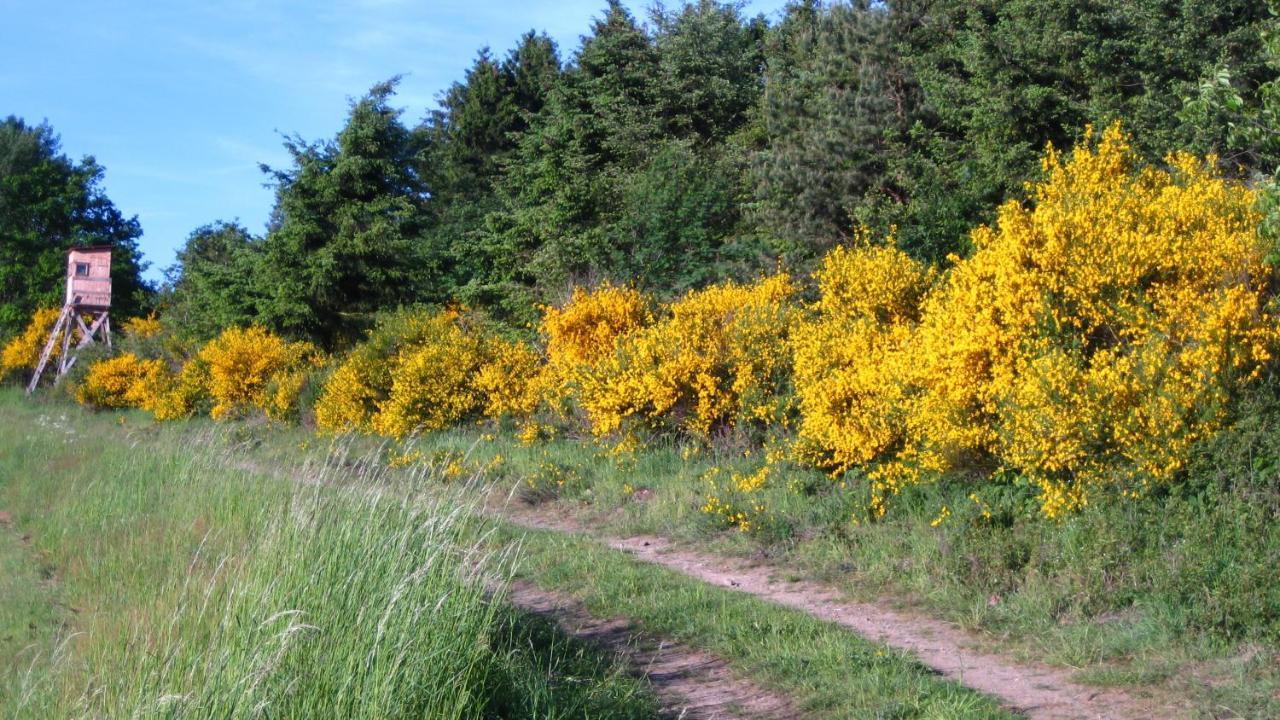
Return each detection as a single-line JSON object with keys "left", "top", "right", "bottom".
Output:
{"left": 3, "top": 0, "right": 1276, "bottom": 348}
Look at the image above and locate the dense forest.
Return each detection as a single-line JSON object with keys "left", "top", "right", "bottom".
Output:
{"left": 5, "top": 0, "right": 1277, "bottom": 347}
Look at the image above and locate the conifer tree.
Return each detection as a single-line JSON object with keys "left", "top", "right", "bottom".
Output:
{"left": 257, "top": 80, "right": 430, "bottom": 347}
{"left": 162, "top": 221, "right": 263, "bottom": 341}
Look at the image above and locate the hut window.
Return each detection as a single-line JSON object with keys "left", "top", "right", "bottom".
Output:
{"left": 75, "top": 263, "right": 90, "bottom": 277}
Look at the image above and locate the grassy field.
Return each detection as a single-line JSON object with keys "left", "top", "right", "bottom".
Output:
{"left": 404, "top": 411, "right": 1280, "bottom": 718}
{"left": 0, "top": 390, "right": 1026, "bottom": 718}
{"left": 0, "top": 394, "right": 658, "bottom": 719}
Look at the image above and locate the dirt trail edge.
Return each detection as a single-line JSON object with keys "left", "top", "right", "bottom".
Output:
{"left": 509, "top": 581, "right": 798, "bottom": 720}
{"left": 495, "top": 500, "right": 1172, "bottom": 720}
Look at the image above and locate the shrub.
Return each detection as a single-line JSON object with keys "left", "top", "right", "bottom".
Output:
{"left": 120, "top": 313, "right": 162, "bottom": 339}
{"left": 474, "top": 336, "right": 545, "bottom": 420}
{"left": 152, "top": 359, "right": 210, "bottom": 421}
{"left": 792, "top": 244, "right": 934, "bottom": 476}
{"left": 317, "top": 309, "right": 542, "bottom": 437}
{"left": 539, "top": 283, "right": 649, "bottom": 403}
{"left": 315, "top": 311, "right": 459, "bottom": 433}
{"left": 75, "top": 352, "right": 168, "bottom": 409}
{"left": 0, "top": 307, "right": 63, "bottom": 382}
{"left": 371, "top": 316, "right": 489, "bottom": 438}
{"left": 197, "top": 326, "right": 320, "bottom": 421}
{"left": 577, "top": 274, "right": 797, "bottom": 442}
{"left": 793, "top": 124, "right": 1278, "bottom": 517}
{"left": 917, "top": 125, "right": 1274, "bottom": 516}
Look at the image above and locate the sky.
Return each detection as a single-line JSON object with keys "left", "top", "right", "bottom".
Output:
{"left": 2, "top": 0, "right": 788, "bottom": 282}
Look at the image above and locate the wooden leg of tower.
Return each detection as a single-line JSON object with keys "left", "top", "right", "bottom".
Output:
{"left": 74, "top": 314, "right": 92, "bottom": 345}
{"left": 26, "top": 306, "right": 69, "bottom": 395}
{"left": 102, "top": 314, "right": 111, "bottom": 350}
{"left": 77, "top": 312, "right": 109, "bottom": 350}
{"left": 57, "top": 315, "right": 74, "bottom": 375}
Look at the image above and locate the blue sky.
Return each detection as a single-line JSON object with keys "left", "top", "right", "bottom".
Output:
{"left": 2, "top": 0, "right": 788, "bottom": 282}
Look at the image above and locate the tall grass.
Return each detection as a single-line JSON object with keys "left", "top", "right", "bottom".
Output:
{"left": 0, "top": 395, "right": 657, "bottom": 719}
{"left": 92, "top": 489, "right": 509, "bottom": 718}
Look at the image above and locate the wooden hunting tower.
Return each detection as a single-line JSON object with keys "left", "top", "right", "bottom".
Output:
{"left": 26, "top": 246, "right": 114, "bottom": 394}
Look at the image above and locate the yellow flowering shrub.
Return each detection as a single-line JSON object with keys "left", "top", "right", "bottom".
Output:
{"left": 314, "top": 358, "right": 382, "bottom": 432}
{"left": 264, "top": 368, "right": 311, "bottom": 423}
{"left": 121, "top": 313, "right": 162, "bottom": 339}
{"left": 371, "top": 315, "right": 488, "bottom": 438}
{"left": 577, "top": 274, "right": 796, "bottom": 441}
{"left": 786, "top": 125, "right": 1275, "bottom": 518}
{"left": 315, "top": 311, "right": 462, "bottom": 433}
{"left": 0, "top": 307, "right": 63, "bottom": 381}
{"left": 792, "top": 244, "right": 935, "bottom": 475}
{"left": 197, "top": 326, "right": 319, "bottom": 421}
{"left": 474, "top": 336, "right": 544, "bottom": 419}
{"left": 317, "top": 310, "right": 547, "bottom": 437}
{"left": 539, "top": 283, "right": 649, "bottom": 402}
{"left": 151, "top": 360, "right": 208, "bottom": 421}
{"left": 811, "top": 241, "right": 936, "bottom": 324}
{"left": 843, "top": 123, "right": 1277, "bottom": 517}
{"left": 76, "top": 353, "right": 168, "bottom": 409}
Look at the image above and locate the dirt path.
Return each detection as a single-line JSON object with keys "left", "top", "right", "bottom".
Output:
{"left": 230, "top": 453, "right": 1167, "bottom": 718}
{"left": 495, "top": 499, "right": 1174, "bottom": 720}
{"left": 508, "top": 581, "right": 798, "bottom": 719}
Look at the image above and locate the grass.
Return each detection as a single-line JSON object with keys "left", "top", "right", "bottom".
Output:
{"left": 0, "top": 511, "right": 62, "bottom": 711}
{"left": 403, "top": 420, "right": 1280, "bottom": 718}
{"left": 0, "top": 391, "right": 1033, "bottom": 719}
{"left": 10, "top": 384, "right": 1280, "bottom": 717}
{"left": 0, "top": 393, "right": 658, "bottom": 719}
{"left": 496, "top": 523, "right": 1017, "bottom": 718}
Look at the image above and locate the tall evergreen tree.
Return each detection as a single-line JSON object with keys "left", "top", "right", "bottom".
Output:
{"left": 0, "top": 117, "right": 150, "bottom": 337}
{"left": 652, "top": 0, "right": 768, "bottom": 144}
{"left": 417, "top": 33, "right": 561, "bottom": 311}
{"left": 490, "top": 1, "right": 662, "bottom": 296}
{"left": 257, "top": 80, "right": 431, "bottom": 347}
{"left": 895, "top": 0, "right": 1274, "bottom": 258}
{"left": 489, "top": 1, "right": 770, "bottom": 304}
{"left": 753, "top": 1, "right": 918, "bottom": 264}
{"left": 609, "top": 141, "right": 740, "bottom": 290}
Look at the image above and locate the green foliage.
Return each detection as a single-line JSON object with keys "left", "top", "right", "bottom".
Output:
{"left": 609, "top": 142, "right": 740, "bottom": 291}
{"left": 491, "top": 1, "right": 663, "bottom": 293}
{"left": 257, "top": 80, "right": 433, "bottom": 348}
{"left": 488, "top": 1, "right": 768, "bottom": 301}
{"left": 161, "top": 221, "right": 263, "bottom": 342}
{"left": 419, "top": 34, "right": 562, "bottom": 322}
{"left": 154, "top": 0, "right": 1279, "bottom": 349}
{"left": 0, "top": 117, "right": 150, "bottom": 337}
{"left": 895, "top": 0, "right": 1274, "bottom": 258}
{"left": 754, "top": 1, "right": 917, "bottom": 264}
{"left": 651, "top": 0, "right": 769, "bottom": 144}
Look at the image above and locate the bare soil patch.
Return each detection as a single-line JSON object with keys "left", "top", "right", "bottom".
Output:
{"left": 508, "top": 581, "right": 798, "bottom": 720}
{"left": 497, "top": 498, "right": 1177, "bottom": 720}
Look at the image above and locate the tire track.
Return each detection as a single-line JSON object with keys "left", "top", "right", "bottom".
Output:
{"left": 509, "top": 582, "right": 800, "bottom": 719}
{"left": 496, "top": 499, "right": 1174, "bottom": 720}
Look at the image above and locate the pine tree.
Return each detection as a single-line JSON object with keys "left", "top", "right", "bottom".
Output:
{"left": 257, "top": 80, "right": 431, "bottom": 347}
{"left": 753, "top": 2, "right": 918, "bottom": 264}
